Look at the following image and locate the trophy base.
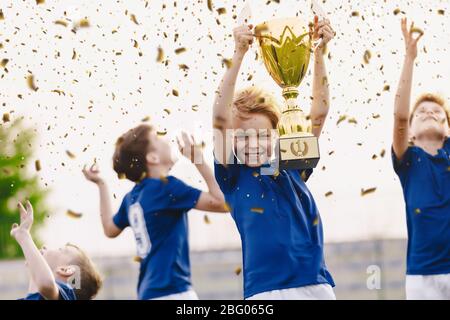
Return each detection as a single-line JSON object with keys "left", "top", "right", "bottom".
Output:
{"left": 278, "top": 134, "right": 320, "bottom": 170}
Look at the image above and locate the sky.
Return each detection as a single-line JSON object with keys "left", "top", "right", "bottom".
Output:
{"left": 1, "top": 0, "right": 449, "bottom": 257}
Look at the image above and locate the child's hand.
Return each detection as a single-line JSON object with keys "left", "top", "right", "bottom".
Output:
{"left": 177, "top": 131, "right": 204, "bottom": 164}
{"left": 401, "top": 17, "right": 423, "bottom": 60}
{"left": 313, "top": 16, "right": 335, "bottom": 50}
{"left": 10, "top": 201, "right": 34, "bottom": 241}
{"left": 233, "top": 24, "right": 254, "bottom": 56}
{"left": 82, "top": 163, "right": 104, "bottom": 185}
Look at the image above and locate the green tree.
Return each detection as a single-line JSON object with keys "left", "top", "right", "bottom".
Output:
{"left": 0, "top": 118, "right": 48, "bottom": 259}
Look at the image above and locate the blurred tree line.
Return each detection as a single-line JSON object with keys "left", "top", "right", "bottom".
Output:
{"left": 0, "top": 117, "right": 48, "bottom": 259}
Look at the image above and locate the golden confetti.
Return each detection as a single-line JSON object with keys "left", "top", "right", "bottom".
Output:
{"left": 313, "top": 216, "right": 319, "bottom": 226}
{"left": 217, "top": 8, "right": 226, "bottom": 15}
{"left": 163, "top": 108, "right": 171, "bottom": 115}
{"left": 222, "top": 58, "right": 232, "bottom": 69}
{"left": 178, "top": 64, "right": 189, "bottom": 71}
{"left": 363, "top": 50, "right": 371, "bottom": 64}
{"left": 175, "top": 47, "right": 186, "bottom": 55}
{"left": 191, "top": 105, "right": 199, "bottom": 112}
{"left": 415, "top": 208, "right": 421, "bottom": 215}
{"left": 1, "top": 58, "right": 8, "bottom": 67}
{"left": 156, "top": 47, "right": 164, "bottom": 62}
{"left": 204, "top": 215, "right": 211, "bottom": 224}
{"left": 383, "top": 85, "right": 390, "bottom": 91}
{"left": 35, "top": 160, "right": 41, "bottom": 172}
{"left": 36, "top": 0, "right": 45, "bottom": 4}
{"left": 411, "top": 27, "right": 424, "bottom": 36}
{"left": 27, "top": 74, "right": 38, "bottom": 91}
{"left": 250, "top": 207, "right": 264, "bottom": 214}
{"left": 336, "top": 115, "right": 347, "bottom": 125}
{"left": 223, "top": 202, "right": 231, "bottom": 212}
{"left": 66, "top": 150, "right": 76, "bottom": 159}
{"left": 2, "top": 113, "right": 10, "bottom": 123}
{"left": 207, "top": 0, "right": 213, "bottom": 12}
{"left": 72, "top": 49, "right": 77, "bottom": 60}
{"left": 234, "top": 266, "right": 242, "bottom": 276}
{"left": 348, "top": 117, "right": 358, "bottom": 124}
{"left": 157, "top": 130, "right": 167, "bottom": 136}
{"left": 141, "top": 116, "right": 150, "bottom": 122}
{"left": 54, "top": 20, "right": 68, "bottom": 27}
{"left": 380, "top": 149, "right": 386, "bottom": 158}
{"left": 325, "top": 191, "right": 333, "bottom": 197}
{"left": 252, "top": 171, "right": 260, "bottom": 178}
{"left": 51, "top": 89, "right": 65, "bottom": 96}
{"left": 361, "top": 187, "right": 377, "bottom": 196}
{"left": 437, "top": 9, "right": 445, "bottom": 15}
{"left": 172, "top": 89, "right": 179, "bottom": 97}
{"left": 351, "top": 11, "right": 360, "bottom": 17}
{"left": 0, "top": 9, "right": 4, "bottom": 20}
{"left": 133, "top": 256, "right": 142, "bottom": 263}
{"left": 393, "top": 8, "right": 401, "bottom": 15}
{"left": 118, "top": 173, "right": 127, "bottom": 180}
{"left": 130, "top": 14, "right": 139, "bottom": 25}
{"left": 66, "top": 210, "right": 83, "bottom": 219}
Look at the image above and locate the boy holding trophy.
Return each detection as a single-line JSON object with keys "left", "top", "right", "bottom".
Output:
{"left": 212, "top": 16, "right": 336, "bottom": 299}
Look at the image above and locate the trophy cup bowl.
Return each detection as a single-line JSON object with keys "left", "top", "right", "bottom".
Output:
{"left": 255, "top": 17, "right": 320, "bottom": 170}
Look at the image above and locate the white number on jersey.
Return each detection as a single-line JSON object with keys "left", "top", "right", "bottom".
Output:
{"left": 128, "top": 203, "right": 151, "bottom": 258}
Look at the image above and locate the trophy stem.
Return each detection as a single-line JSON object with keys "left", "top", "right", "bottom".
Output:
{"left": 282, "top": 86, "right": 299, "bottom": 102}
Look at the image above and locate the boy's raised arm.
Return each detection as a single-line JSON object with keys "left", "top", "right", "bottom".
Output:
{"left": 11, "top": 201, "right": 60, "bottom": 300}
{"left": 82, "top": 165, "right": 123, "bottom": 238}
{"left": 311, "top": 17, "right": 335, "bottom": 138}
{"left": 177, "top": 132, "right": 227, "bottom": 212}
{"left": 213, "top": 25, "right": 253, "bottom": 164}
{"left": 393, "top": 18, "right": 423, "bottom": 160}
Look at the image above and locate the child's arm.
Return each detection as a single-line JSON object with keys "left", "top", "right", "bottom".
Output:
{"left": 310, "top": 17, "right": 335, "bottom": 138}
{"left": 178, "top": 132, "right": 227, "bottom": 212}
{"left": 82, "top": 165, "right": 123, "bottom": 237}
{"left": 393, "top": 18, "right": 423, "bottom": 160}
{"left": 213, "top": 24, "right": 253, "bottom": 164}
{"left": 11, "top": 201, "right": 60, "bottom": 300}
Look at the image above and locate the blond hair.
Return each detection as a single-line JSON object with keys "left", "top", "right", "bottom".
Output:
{"left": 67, "top": 244, "right": 103, "bottom": 300}
{"left": 410, "top": 93, "right": 450, "bottom": 126}
{"left": 233, "top": 87, "right": 280, "bottom": 128}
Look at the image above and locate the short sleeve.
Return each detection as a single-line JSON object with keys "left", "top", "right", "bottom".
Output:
{"left": 391, "top": 146, "right": 415, "bottom": 178}
{"left": 56, "top": 282, "right": 77, "bottom": 300}
{"left": 163, "top": 177, "right": 202, "bottom": 211}
{"left": 214, "top": 154, "right": 241, "bottom": 194}
{"left": 113, "top": 196, "right": 129, "bottom": 230}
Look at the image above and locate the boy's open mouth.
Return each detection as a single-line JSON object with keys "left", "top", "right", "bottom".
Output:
{"left": 422, "top": 116, "right": 438, "bottom": 122}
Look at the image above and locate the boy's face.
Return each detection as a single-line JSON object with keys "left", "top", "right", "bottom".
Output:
{"left": 40, "top": 244, "right": 79, "bottom": 272}
{"left": 232, "top": 113, "right": 276, "bottom": 167}
{"left": 410, "top": 101, "right": 449, "bottom": 140}
{"left": 147, "top": 130, "right": 176, "bottom": 167}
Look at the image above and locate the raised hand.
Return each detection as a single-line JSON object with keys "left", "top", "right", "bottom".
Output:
{"left": 11, "top": 200, "right": 34, "bottom": 240}
{"left": 401, "top": 17, "right": 424, "bottom": 60}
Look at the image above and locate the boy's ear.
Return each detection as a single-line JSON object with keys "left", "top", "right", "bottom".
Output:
{"left": 56, "top": 265, "right": 77, "bottom": 278}
{"left": 146, "top": 152, "right": 160, "bottom": 165}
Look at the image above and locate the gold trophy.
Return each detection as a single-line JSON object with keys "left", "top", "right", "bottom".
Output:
{"left": 255, "top": 17, "right": 319, "bottom": 170}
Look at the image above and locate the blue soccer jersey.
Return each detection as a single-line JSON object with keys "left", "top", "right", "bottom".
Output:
{"left": 214, "top": 158, "right": 334, "bottom": 299}
{"left": 113, "top": 176, "right": 201, "bottom": 299}
{"left": 392, "top": 138, "right": 450, "bottom": 275}
{"left": 20, "top": 281, "right": 76, "bottom": 300}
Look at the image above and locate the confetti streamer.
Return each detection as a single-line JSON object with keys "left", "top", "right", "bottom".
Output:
{"left": 66, "top": 210, "right": 83, "bottom": 219}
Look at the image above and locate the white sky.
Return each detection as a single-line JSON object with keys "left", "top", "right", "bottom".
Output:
{"left": 1, "top": 0, "right": 449, "bottom": 257}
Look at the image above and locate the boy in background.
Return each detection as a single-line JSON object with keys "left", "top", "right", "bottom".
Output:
{"left": 83, "top": 126, "right": 227, "bottom": 300}
{"left": 392, "top": 18, "right": 450, "bottom": 299}
{"left": 11, "top": 200, "right": 102, "bottom": 300}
